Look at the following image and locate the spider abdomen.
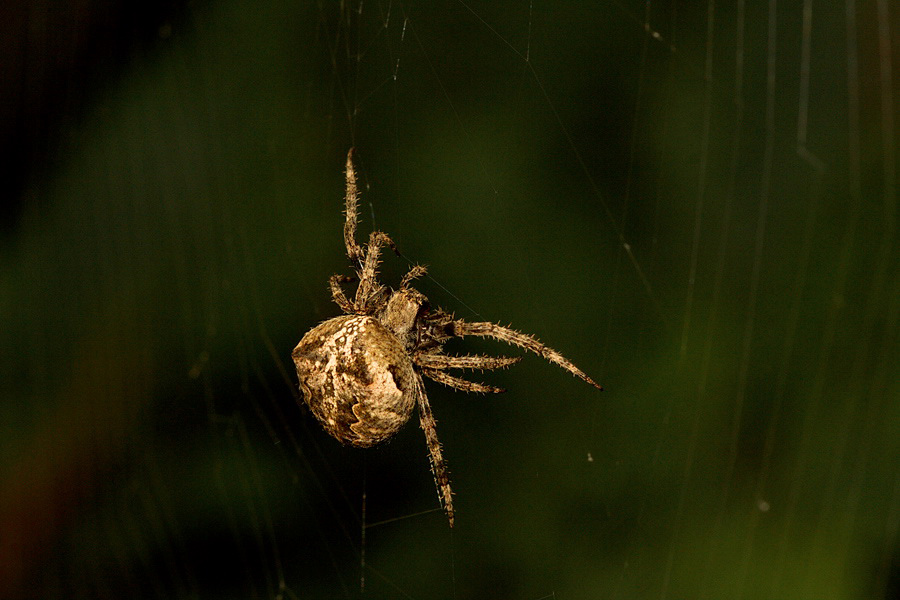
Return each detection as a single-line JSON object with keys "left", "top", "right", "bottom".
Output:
{"left": 292, "top": 315, "right": 417, "bottom": 447}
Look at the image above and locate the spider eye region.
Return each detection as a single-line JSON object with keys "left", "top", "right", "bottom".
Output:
{"left": 292, "top": 315, "right": 417, "bottom": 447}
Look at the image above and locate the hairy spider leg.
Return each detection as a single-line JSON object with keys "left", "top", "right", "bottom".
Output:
{"left": 399, "top": 264, "right": 428, "bottom": 289}
{"left": 416, "top": 353, "right": 522, "bottom": 393}
{"left": 452, "top": 320, "right": 604, "bottom": 390}
{"left": 416, "top": 353, "right": 521, "bottom": 371}
{"left": 421, "top": 368, "right": 506, "bottom": 394}
{"left": 329, "top": 274, "right": 355, "bottom": 313}
{"left": 414, "top": 373, "right": 455, "bottom": 526}
{"left": 354, "top": 231, "right": 395, "bottom": 313}
{"left": 343, "top": 148, "right": 365, "bottom": 266}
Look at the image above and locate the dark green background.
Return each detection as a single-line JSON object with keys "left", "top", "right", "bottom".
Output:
{"left": 1, "top": 1, "right": 897, "bottom": 598}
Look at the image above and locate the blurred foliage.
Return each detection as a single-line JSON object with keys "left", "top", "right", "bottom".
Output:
{"left": 1, "top": 0, "right": 897, "bottom": 598}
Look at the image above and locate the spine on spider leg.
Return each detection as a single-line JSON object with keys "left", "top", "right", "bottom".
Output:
{"left": 414, "top": 375, "right": 455, "bottom": 527}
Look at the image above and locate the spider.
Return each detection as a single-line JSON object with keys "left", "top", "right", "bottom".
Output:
{"left": 292, "top": 149, "right": 602, "bottom": 527}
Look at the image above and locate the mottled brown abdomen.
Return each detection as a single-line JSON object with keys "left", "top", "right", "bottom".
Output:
{"left": 292, "top": 315, "right": 417, "bottom": 447}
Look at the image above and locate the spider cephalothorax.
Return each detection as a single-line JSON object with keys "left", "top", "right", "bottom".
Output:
{"left": 292, "top": 149, "right": 602, "bottom": 527}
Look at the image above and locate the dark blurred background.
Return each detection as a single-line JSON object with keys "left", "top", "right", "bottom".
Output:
{"left": 1, "top": 1, "right": 897, "bottom": 599}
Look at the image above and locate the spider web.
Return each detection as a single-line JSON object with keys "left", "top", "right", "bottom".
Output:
{"left": 1, "top": 0, "right": 898, "bottom": 598}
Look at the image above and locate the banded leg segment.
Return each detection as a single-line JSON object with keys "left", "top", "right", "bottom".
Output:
{"left": 354, "top": 231, "right": 394, "bottom": 312}
{"left": 422, "top": 369, "right": 505, "bottom": 394}
{"left": 399, "top": 264, "right": 428, "bottom": 289}
{"left": 329, "top": 274, "right": 355, "bottom": 313}
{"left": 343, "top": 149, "right": 365, "bottom": 266}
{"left": 414, "top": 374, "right": 455, "bottom": 527}
{"left": 416, "top": 353, "right": 521, "bottom": 371}
{"left": 453, "top": 320, "right": 603, "bottom": 390}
